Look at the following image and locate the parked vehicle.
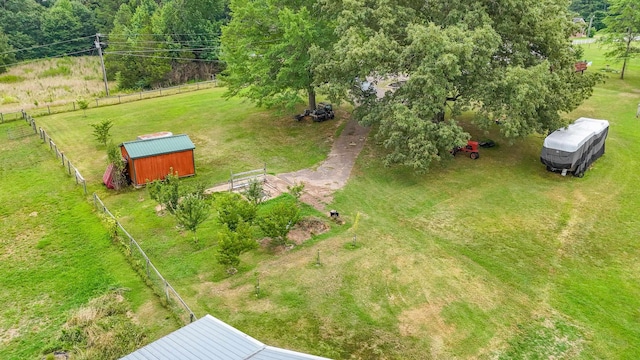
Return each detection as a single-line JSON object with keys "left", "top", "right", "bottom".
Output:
{"left": 294, "top": 103, "right": 335, "bottom": 122}
{"left": 540, "top": 118, "right": 609, "bottom": 177}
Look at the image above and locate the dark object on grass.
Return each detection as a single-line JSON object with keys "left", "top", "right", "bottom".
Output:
{"left": 479, "top": 140, "right": 496, "bottom": 148}
{"left": 294, "top": 103, "right": 335, "bottom": 122}
{"left": 330, "top": 210, "right": 339, "bottom": 218}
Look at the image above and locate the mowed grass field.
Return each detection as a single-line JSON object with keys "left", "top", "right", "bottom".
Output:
{"left": 9, "top": 42, "right": 640, "bottom": 359}
{"left": 0, "top": 127, "right": 177, "bottom": 359}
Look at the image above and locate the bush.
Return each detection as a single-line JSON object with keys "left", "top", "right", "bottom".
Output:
{"left": 258, "top": 202, "right": 300, "bottom": 246}
{"left": 0, "top": 75, "right": 24, "bottom": 83}
{"left": 39, "top": 66, "right": 71, "bottom": 78}
{"left": 148, "top": 170, "right": 180, "bottom": 214}
{"left": 217, "top": 221, "right": 257, "bottom": 271}
{"left": 216, "top": 193, "right": 257, "bottom": 231}
{"left": 91, "top": 120, "right": 113, "bottom": 146}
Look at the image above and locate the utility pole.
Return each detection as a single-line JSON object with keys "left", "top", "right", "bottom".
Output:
{"left": 587, "top": 14, "right": 595, "bottom": 38}
{"left": 95, "top": 33, "right": 109, "bottom": 96}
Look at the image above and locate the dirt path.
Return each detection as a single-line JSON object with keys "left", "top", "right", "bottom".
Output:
{"left": 270, "top": 118, "right": 370, "bottom": 211}
{"left": 205, "top": 117, "right": 370, "bottom": 212}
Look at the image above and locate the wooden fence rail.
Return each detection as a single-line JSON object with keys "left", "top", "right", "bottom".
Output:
{"left": 93, "top": 193, "right": 197, "bottom": 325}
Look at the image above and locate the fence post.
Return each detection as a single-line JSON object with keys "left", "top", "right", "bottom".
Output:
{"left": 73, "top": 102, "right": 76, "bottom": 111}
{"left": 118, "top": 95, "right": 121, "bottom": 104}
{"left": 164, "top": 280, "right": 170, "bottom": 302}
{"left": 60, "top": 152, "right": 65, "bottom": 166}
{"left": 82, "top": 179, "right": 87, "bottom": 195}
{"left": 146, "top": 259, "right": 150, "bottom": 278}
{"left": 67, "top": 160, "right": 72, "bottom": 175}
{"left": 47, "top": 105, "right": 50, "bottom": 115}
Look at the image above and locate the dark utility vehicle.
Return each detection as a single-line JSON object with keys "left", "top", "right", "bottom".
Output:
{"left": 294, "top": 103, "right": 335, "bottom": 122}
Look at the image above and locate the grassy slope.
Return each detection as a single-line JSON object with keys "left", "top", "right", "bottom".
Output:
{"left": 12, "top": 44, "right": 640, "bottom": 359}
{"left": 0, "top": 56, "right": 111, "bottom": 113}
{"left": 0, "top": 127, "right": 176, "bottom": 359}
{"left": 36, "top": 87, "right": 340, "bottom": 187}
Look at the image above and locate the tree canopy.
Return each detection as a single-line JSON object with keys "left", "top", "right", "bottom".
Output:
{"left": 602, "top": 0, "right": 640, "bottom": 79}
{"left": 220, "top": 0, "right": 336, "bottom": 110}
{"left": 315, "top": 0, "right": 601, "bottom": 172}
{"left": 105, "top": 0, "right": 227, "bottom": 89}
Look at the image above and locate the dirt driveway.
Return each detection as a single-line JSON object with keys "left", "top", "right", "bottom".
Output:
{"left": 270, "top": 118, "right": 370, "bottom": 211}
{"left": 205, "top": 117, "right": 369, "bottom": 212}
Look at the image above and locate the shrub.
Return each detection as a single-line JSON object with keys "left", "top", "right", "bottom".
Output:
{"left": 1, "top": 95, "right": 18, "bottom": 104}
{"left": 243, "top": 179, "right": 265, "bottom": 205}
{"left": 148, "top": 170, "right": 180, "bottom": 214}
{"left": 39, "top": 66, "right": 71, "bottom": 78}
{"left": 0, "top": 74, "right": 24, "bottom": 83}
{"left": 216, "top": 193, "right": 257, "bottom": 231}
{"left": 217, "top": 221, "right": 257, "bottom": 271}
{"left": 91, "top": 119, "right": 112, "bottom": 146}
{"left": 175, "top": 193, "right": 211, "bottom": 244}
{"left": 258, "top": 202, "right": 300, "bottom": 246}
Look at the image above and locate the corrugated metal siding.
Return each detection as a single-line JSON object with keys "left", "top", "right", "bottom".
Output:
{"left": 122, "top": 134, "right": 195, "bottom": 159}
{"left": 131, "top": 149, "right": 195, "bottom": 186}
{"left": 121, "top": 315, "right": 331, "bottom": 360}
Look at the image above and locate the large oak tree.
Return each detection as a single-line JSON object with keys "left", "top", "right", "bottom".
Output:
{"left": 220, "top": 0, "right": 335, "bottom": 110}
{"left": 316, "top": 0, "right": 602, "bottom": 171}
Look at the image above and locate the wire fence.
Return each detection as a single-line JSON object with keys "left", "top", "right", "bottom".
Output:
{"left": 3, "top": 80, "right": 217, "bottom": 117}
{"left": 22, "top": 111, "right": 88, "bottom": 195}
{"left": 93, "top": 193, "right": 197, "bottom": 325}
{"left": 20, "top": 109, "right": 197, "bottom": 325}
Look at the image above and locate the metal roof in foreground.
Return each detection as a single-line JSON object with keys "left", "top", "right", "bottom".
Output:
{"left": 121, "top": 134, "right": 195, "bottom": 159}
{"left": 120, "top": 314, "right": 331, "bottom": 360}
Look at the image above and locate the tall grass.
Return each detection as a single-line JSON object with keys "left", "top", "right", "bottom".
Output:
{"left": 0, "top": 57, "right": 112, "bottom": 113}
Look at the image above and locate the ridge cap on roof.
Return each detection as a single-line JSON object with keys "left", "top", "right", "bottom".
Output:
{"left": 121, "top": 134, "right": 190, "bottom": 145}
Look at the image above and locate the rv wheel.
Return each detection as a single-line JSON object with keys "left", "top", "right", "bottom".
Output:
{"left": 575, "top": 171, "right": 584, "bottom": 178}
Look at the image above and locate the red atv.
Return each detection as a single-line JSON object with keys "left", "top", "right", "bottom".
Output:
{"left": 451, "top": 140, "right": 480, "bottom": 159}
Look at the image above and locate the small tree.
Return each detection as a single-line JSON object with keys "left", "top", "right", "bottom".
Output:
{"left": 216, "top": 221, "right": 257, "bottom": 272}
{"left": 78, "top": 98, "right": 89, "bottom": 117}
{"left": 148, "top": 170, "right": 180, "bottom": 214}
{"left": 91, "top": 120, "right": 113, "bottom": 146}
{"left": 287, "top": 182, "right": 305, "bottom": 200}
{"left": 258, "top": 202, "right": 300, "bottom": 247}
{"left": 216, "top": 193, "right": 257, "bottom": 231}
{"left": 243, "top": 179, "right": 265, "bottom": 205}
{"left": 106, "top": 142, "right": 127, "bottom": 190}
{"left": 175, "top": 193, "right": 211, "bottom": 244}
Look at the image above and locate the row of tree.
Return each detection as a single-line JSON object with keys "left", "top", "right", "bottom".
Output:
{"left": 147, "top": 173, "right": 301, "bottom": 272}
{"left": 0, "top": 0, "right": 228, "bottom": 87}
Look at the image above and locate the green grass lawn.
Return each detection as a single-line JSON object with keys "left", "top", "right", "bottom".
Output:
{"left": 8, "top": 43, "right": 640, "bottom": 359}
{"left": 0, "top": 129, "right": 177, "bottom": 359}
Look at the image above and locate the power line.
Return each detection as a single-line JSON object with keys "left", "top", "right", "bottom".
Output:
{"left": 105, "top": 47, "right": 219, "bottom": 54}
{"left": 0, "top": 48, "right": 96, "bottom": 68}
{"left": 103, "top": 53, "right": 221, "bottom": 62}
{"left": 0, "top": 35, "right": 95, "bottom": 56}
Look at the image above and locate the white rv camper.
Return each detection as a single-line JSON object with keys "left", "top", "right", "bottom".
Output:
{"left": 540, "top": 118, "right": 609, "bottom": 177}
